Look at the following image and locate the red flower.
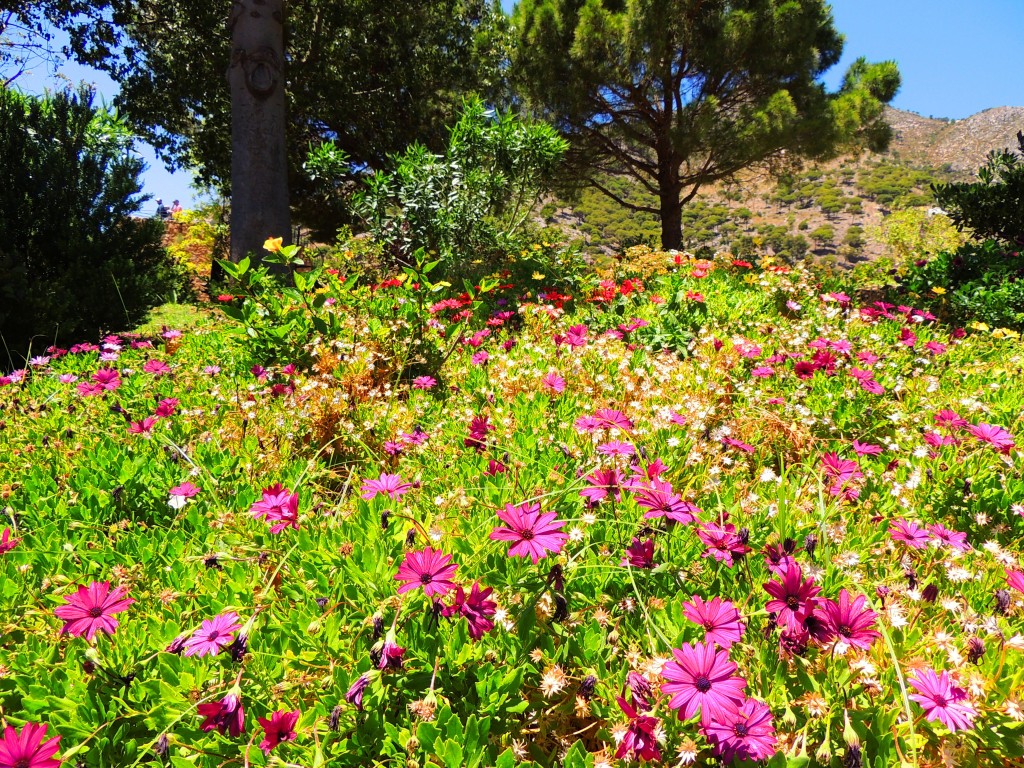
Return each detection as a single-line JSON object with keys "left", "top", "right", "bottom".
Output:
{"left": 198, "top": 692, "right": 245, "bottom": 737}
{"left": 257, "top": 709, "right": 300, "bottom": 754}
{"left": 614, "top": 696, "right": 661, "bottom": 762}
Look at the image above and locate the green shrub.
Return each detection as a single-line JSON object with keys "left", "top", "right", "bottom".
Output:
{"left": 0, "top": 86, "right": 188, "bottom": 354}
{"left": 348, "top": 99, "right": 568, "bottom": 274}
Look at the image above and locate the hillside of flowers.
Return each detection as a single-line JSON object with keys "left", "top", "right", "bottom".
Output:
{"left": 0, "top": 244, "right": 1022, "bottom": 768}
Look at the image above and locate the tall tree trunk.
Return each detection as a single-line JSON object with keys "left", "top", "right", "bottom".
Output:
{"left": 228, "top": 0, "right": 290, "bottom": 265}
{"left": 657, "top": 151, "right": 682, "bottom": 251}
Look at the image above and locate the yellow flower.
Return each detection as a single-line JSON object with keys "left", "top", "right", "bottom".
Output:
{"left": 970, "top": 322, "right": 990, "bottom": 332}
{"left": 263, "top": 237, "right": 283, "bottom": 253}
{"left": 532, "top": 272, "right": 545, "bottom": 280}
{"left": 931, "top": 286, "right": 946, "bottom": 295}
{"left": 992, "top": 328, "right": 1020, "bottom": 340}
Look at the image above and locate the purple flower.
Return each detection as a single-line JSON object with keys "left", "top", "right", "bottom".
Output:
{"left": 412, "top": 376, "right": 437, "bottom": 390}
{"left": 372, "top": 639, "right": 405, "bottom": 670}
{"left": 184, "top": 612, "right": 242, "bottom": 657}
{"left": 704, "top": 698, "right": 777, "bottom": 762}
{"left": 346, "top": 673, "right": 372, "bottom": 710}
{"left": 490, "top": 502, "right": 568, "bottom": 564}
{"left": 580, "top": 468, "right": 624, "bottom": 504}
{"left": 621, "top": 537, "right": 656, "bottom": 569}
{"left": 394, "top": 547, "right": 458, "bottom": 598}
{"left": 908, "top": 669, "right": 976, "bottom": 732}
{"left": 696, "top": 522, "right": 750, "bottom": 567}
{"left": 633, "top": 479, "right": 700, "bottom": 524}
{"left": 890, "top": 518, "right": 930, "bottom": 549}
{"left": 661, "top": 642, "right": 747, "bottom": 726}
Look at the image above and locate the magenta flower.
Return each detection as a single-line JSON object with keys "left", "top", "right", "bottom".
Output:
{"left": 184, "top": 612, "right": 241, "bottom": 657}
{"left": 815, "top": 590, "right": 880, "bottom": 651}
{"left": 360, "top": 473, "right": 414, "bottom": 501}
{"left": 0, "top": 527, "right": 20, "bottom": 554}
{"left": 852, "top": 440, "right": 883, "bottom": 456}
{"left": 821, "top": 453, "right": 863, "bottom": 499}
{"left": 704, "top": 698, "right": 777, "bottom": 763}
{"left": 168, "top": 481, "right": 200, "bottom": 510}
{"left": 598, "top": 440, "right": 635, "bottom": 457}
{"left": 541, "top": 372, "right": 566, "bottom": 394}
{"left": 966, "top": 422, "right": 1016, "bottom": 454}
{"left": 890, "top": 518, "right": 930, "bottom": 549}
{"left": 128, "top": 416, "right": 158, "bottom": 435}
{"left": 926, "top": 523, "right": 971, "bottom": 552}
{"left": 197, "top": 692, "right": 246, "bottom": 737}
{"left": 0, "top": 722, "right": 61, "bottom": 768}
{"left": 412, "top": 375, "right": 437, "bottom": 390}
{"left": 1006, "top": 569, "right": 1024, "bottom": 594}
{"left": 250, "top": 483, "right": 299, "bottom": 533}
{"left": 394, "top": 547, "right": 458, "bottom": 598}
{"left": 372, "top": 638, "right": 405, "bottom": 670}
{"left": 580, "top": 468, "right": 624, "bottom": 504}
{"left": 633, "top": 479, "right": 700, "bottom": 524}
{"left": 154, "top": 397, "right": 179, "bottom": 418}
{"left": 621, "top": 537, "right": 656, "bottom": 569}
{"left": 614, "top": 696, "right": 661, "bottom": 762}
{"left": 575, "top": 409, "right": 633, "bottom": 433}
{"left": 682, "top": 596, "right": 744, "bottom": 649}
{"left": 464, "top": 415, "right": 493, "bottom": 451}
{"left": 442, "top": 582, "right": 497, "bottom": 640}
{"left": 763, "top": 563, "right": 821, "bottom": 633}
{"left": 257, "top": 709, "right": 300, "bottom": 754}
{"left": 143, "top": 359, "right": 171, "bottom": 376}
{"left": 92, "top": 368, "right": 121, "bottom": 390}
{"left": 696, "top": 522, "right": 750, "bottom": 567}
{"left": 908, "top": 669, "right": 976, "bottom": 732}
{"left": 490, "top": 502, "right": 568, "bottom": 564}
{"left": 54, "top": 581, "right": 134, "bottom": 640}
{"left": 934, "top": 409, "right": 968, "bottom": 431}
{"left": 661, "top": 642, "right": 747, "bottom": 725}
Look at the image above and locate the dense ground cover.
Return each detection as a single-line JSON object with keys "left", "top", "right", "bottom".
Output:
{"left": 0, "top": 247, "right": 1022, "bottom": 767}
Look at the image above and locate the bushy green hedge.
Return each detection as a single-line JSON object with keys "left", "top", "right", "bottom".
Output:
{"left": 0, "top": 86, "right": 188, "bottom": 354}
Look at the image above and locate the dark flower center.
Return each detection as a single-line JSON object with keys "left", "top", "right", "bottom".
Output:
{"left": 15, "top": 760, "right": 31, "bottom": 768}
{"left": 932, "top": 694, "right": 948, "bottom": 707}
{"left": 785, "top": 595, "right": 800, "bottom": 609}
{"left": 733, "top": 722, "right": 749, "bottom": 738}
{"left": 837, "top": 624, "right": 852, "bottom": 637}
{"left": 694, "top": 675, "right": 712, "bottom": 693}
{"left": 88, "top": 606, "right": 105, "bottom": 618}
{"left": 420, "top": 573, "right": 433, "bottom": 584}
{"left": 207, "top": 630, "right": 220, "bottom": 641}
{"left": 519, "top": 529, "right": 535, "bottom": 540}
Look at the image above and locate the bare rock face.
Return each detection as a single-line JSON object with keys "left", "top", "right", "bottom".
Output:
{"left": 884, "top": 105, "right": 1024, "bottom": 173}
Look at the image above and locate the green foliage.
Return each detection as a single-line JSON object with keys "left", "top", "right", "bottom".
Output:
{"left": 809, "top": 224, "right": 835, "bottom": 246}
{"left": 856, "top": 159, "right": 943, "bottom": 207}
{"left": 933, "top": 131, "right": 1024, "bottom": 244}
{"left": 0, "top": 86, "right": 187, "bottom": 354}
{"left": 351, "top": 99, "right": 568, "bottom": 271}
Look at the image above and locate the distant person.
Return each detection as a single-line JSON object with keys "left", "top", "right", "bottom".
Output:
{"left": 170, "top": 200, "right": 183, "bottom": 215}
{"left": 155, "top": 198, "right": 169, "bottom": 219}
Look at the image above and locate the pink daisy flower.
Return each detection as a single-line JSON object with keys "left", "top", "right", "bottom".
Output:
{"left": 815, "top": 589, "right": 879, "bottom": 651}
{"left": 198, "top": 692, "right": 246, "bottom": 737}
{"left": 890, "top": 518, "right": 930, "bottom": 549}
{"left": 763, "top": 563, "right": 820, "bottom": 632}
{"left": 412, "top": 375, "right": 437, "bottom": 390}
{"left": 908, "top": 669, "right": 976, "bottom": 732}
{"left": 704, "top": 698, "right": 777, "bottom": 763}
{"left": 128, "top": 417, "right": 158, "bottom": 435}
{"left": 1006, "top": 569, "right": 1024, "bottom": 594}
{"left": 621, "top": 537, "right": 656, "bottom": 569}
{"left": 184, "top": 612, "right": 242, "bottom": 657}
{"left": 633, "top": 479, "right": 700, "bottom": 525}
{"left": 541, "top": 372, "right": 566, "bottom": 394}
{"left": 361, "top": 473, "right": 414, "bottom": 501}
{"left": 394, "top": 547, "right": 458, "bottom": 598}
{"left": 441, "top": 582, "right": 497, "bottom": 640}
{"left": 54, "top": 581, "right": 134, "bottom": 640}
{"left": 614, "top": 696, "right": 661, "bottom": 762}
{"left": 682, "top": 596, "right": 744, "bottom": 648}
{"left": 0, "top": 722, "right": 61, "bottom": 768}
{"left": 661, "top": 642, "right": 747, "bottom": 726}
{"left": 250, "top": 484, "right": 299, "bottom": 533}
{"left": 966, "top": 423, "right": 1016, "bottom": 454}
{"left": 257, "top": 709, "right": 300, "bottom": 754}
{"left": 926, "top": 523, "right": 971, "bottom": 552}
{"left": 490, "top": 502, "right": 568, "bottom": 564}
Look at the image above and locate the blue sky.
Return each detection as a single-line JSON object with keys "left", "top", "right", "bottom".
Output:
{"left": 15, "top": 1, "right": 1023, "bottom": 211}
